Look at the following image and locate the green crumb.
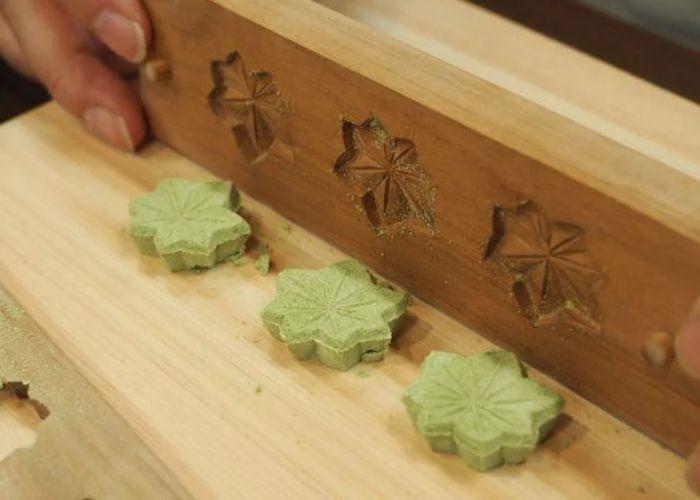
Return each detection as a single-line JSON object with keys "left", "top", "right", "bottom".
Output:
{"left": 261, "top": 260, "right": 409, "bottom": 371}
{"left": 282, "top": 223, "right": 292, "bottom": 233}
{"left": 255, "top": 254, "right": 270, "bottom": 275}
{"left": 403, "top": 350, "right": 564, "bottom": 471}
{"left": 254, "top": 385, "right": 263, "bottom": 395}
{"left": 128, "top": 178, "right": 251, "bottom": 271}
{"left": 256, "top": 242, "right": 270, "bottom": 257}
{"left": 229, "top": 248, "right": 247, "bottom": 267}
{"left": 356, "top": 369, "right": 371, "bottom": 379}
{"left": 255, "top": 242, "right": 271, "bottom": 275}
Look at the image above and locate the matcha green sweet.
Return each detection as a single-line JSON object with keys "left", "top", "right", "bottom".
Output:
{"left": 261, "top": 260, "right": 409, "bottom": 370}
{"left": 403, "top": 350, "right": 564, "bottom": 471}
{"left": 129, "top": 179, "right": 251, "bottom": 271}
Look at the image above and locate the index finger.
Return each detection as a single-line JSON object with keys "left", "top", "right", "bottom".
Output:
{"left": 57, "top": 0, "right": 151, "bottom": 63}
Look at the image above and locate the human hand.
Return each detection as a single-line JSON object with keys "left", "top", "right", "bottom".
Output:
{"left": 676, "top": 299, "right": 700, "bottom": 495}
{"left": 0, "top": 0, "right": 150, "bottom": 151}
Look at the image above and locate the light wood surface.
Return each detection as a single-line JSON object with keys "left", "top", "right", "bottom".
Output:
{"left": 0, "top": 103, "right": 695, "bottom": 498}
{"left": 0, "top": 284, "right": 191, "bottom": 499}
{"left": 139, "top": 0, "right": 700, "bottom": 454}
{"left": 315, "top": 0, "right": 700, "bottom": 170}
{"left": 0, "top": 387, "right": 42, "bottom": 464}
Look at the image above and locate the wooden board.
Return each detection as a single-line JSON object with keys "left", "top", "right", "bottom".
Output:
{"left": 315, "top": 0, "right": 700, "bottom": 170}
{"left": 463, "top": 0, "right": 700, "bottom": 105}
{"left": 0, "top": 103, "right": 695, "bottom": 497}
{"left": 0, "top": 286, "right": 191, "bottom": 499}
{"left": 137, "top": 0, "right": 700, "bottom": 454}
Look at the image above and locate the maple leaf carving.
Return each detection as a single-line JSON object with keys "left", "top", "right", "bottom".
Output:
{"left": 209, "top": 52, "right": 293, "bottom": 165}
{"left": 404, "top": 351, "right": 564, "bottom": 471}
{"left": 334, "top": 117, "right": 436, "bottom": 236}
{"left": 486, "top": 201, "right": 604, "bottom": 333}
{"left": 261, "top": 260, "right": 409, "bottom": 370}
{"left": 129, "top": 179, "right": 251, "bottom": 271}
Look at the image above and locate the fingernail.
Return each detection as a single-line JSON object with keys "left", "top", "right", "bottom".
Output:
{"left": 687, "top": 446, "right": 700, "bottom": 496}
{"left": 675, "top": 299, "right": 700, "bottom": 380}
{"left": 92, "top": 9, "right": 146, "bottom": 63}
{"left": 83, "top": 107, "right": 134, "bottom": 151}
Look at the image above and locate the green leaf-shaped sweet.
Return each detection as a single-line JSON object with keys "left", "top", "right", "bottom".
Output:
{"left": 403, "top": 350, "right": 564, "bottom": 471}
{"left": 129, "top": 178, "right": 251, "bottom": 271}
{"left": 262, "top": 260, "right": 409, "bottom": 370}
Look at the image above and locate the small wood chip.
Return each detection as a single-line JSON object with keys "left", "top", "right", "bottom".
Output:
{"left": 641, "top": 332, "right": 675, "bottom": 368}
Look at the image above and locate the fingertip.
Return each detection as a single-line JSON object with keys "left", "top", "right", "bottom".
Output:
{"left": 91, "top": 9, "right": 147, "bottom": 63}
{"left": 58, "top": 0, "right": 152, "bottom": 63}
{"left": 84, "top": 106, "right": 137, "bottom": 151}
{"left": 112, "top": 0, "right": 152, "bottom": 44}
{"left": 105, "top": 0, "right": 152, "bottom": 60}
{"left": 46, "top": 53, "right": 145, "bottom": 151}
{"left": 122, "top": 101, "right": 147, "bottom": 150}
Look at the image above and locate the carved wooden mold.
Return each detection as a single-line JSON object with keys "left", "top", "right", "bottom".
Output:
{"left": 334, "top": 117, "right": 436, "bottom": 237}
{"left": 486, "top": 201, "right": 604, "bottom": 333}
{"left": 209, "top": 52, "right": 293, "bottom": 165}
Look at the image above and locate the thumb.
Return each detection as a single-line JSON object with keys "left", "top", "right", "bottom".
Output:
{"left": 676, "top": 298, "right": 700, "bottom": 380}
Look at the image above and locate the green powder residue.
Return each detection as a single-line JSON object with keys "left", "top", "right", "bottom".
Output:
{"left": 255, "top": 243, "right": 271, "bottom": 276}
{"left": 229, "top": 248, "right": 247, "bottom": 267}
{"left": 255, "top": 254, "right": 270, "bottom": 275}
{"left": 356, "top": 369, "right": 371, "bottom": 379}
{"left": 254, "top": 385, "right": 263, "bottom": 395}
{"left": 261, "top": 260, "right": 409, "bottom": 371}
{"left": 128, "top": 178, "right": 251, "bottom": 271}
{"left": 403, "top": 351, "right": 564, "bottom": 471}
{"left": 0, "top": 299, "right": 23, "bottom": 323}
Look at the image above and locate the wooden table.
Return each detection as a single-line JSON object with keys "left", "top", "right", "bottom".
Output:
{"left": 0, "top": 104, "right": 693, "bottom": 498}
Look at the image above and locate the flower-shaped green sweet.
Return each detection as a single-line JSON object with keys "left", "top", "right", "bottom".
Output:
{"left": 129, "top": 178, "right": 251, "bottom": 271}
{"left": 262, "top": 260, "right": 409, "bottom": 370}
{"left": 403, "top": 350, "right": 564, "bottom": 471}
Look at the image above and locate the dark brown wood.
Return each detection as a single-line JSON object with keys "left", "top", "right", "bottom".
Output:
{"left": 139, "top": 0, "right": 700, "bottom": 455}
{"left": 467, "top": 0, "right": 700, "bottom": 105}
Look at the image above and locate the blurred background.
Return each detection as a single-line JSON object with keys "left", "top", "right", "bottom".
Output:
{"left": 2, "top": 0, "right": 700, "bottom": 123}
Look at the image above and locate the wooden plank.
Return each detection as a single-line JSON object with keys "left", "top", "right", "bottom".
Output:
{"left": 465, "top": 0, "right": 700, "bottom": 105}
{"left": 314, "top": 0, "right": 700, "bottom": 173}
{"left": 0, "top": 102, "right": 694, "bottom": 498}
{"left": 0, "top": 286, "right": 191, "bottom": 499}
{"left": 137, "top": 0, "right": 700, "bottom": 454}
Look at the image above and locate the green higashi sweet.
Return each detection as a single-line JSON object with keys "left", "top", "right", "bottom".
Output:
{"left": 129, "top": 178, "right": 251, "bottom": 271}
{"left": 403, "top": 350, "right": 564, "bottom": 471}
{"left": 261, "top": 260, "right": 409, "bottom": 370}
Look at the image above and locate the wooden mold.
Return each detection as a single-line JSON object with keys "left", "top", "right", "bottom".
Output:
{"left": 138, "top": 0, "right": 700, "bottom": 455}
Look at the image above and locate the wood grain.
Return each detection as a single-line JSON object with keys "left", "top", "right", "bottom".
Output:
{"left": 315, "top": 0, "right": 700, "bottom": 172}
{"left": 466, "top": 0, "right": 700, "bottom": 105}
{"left": 0, "top": 286, "right": 191, "bottom": 499}
{"left": 0, "top": 103, "right": 695, "bottom": 497}
{"left": 138, "top": 0, "right": 700, "bottom": 454}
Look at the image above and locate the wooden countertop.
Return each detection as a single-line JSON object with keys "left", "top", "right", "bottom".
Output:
{"left": 0, "top": 104, "right": 693, "bottom": 498}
